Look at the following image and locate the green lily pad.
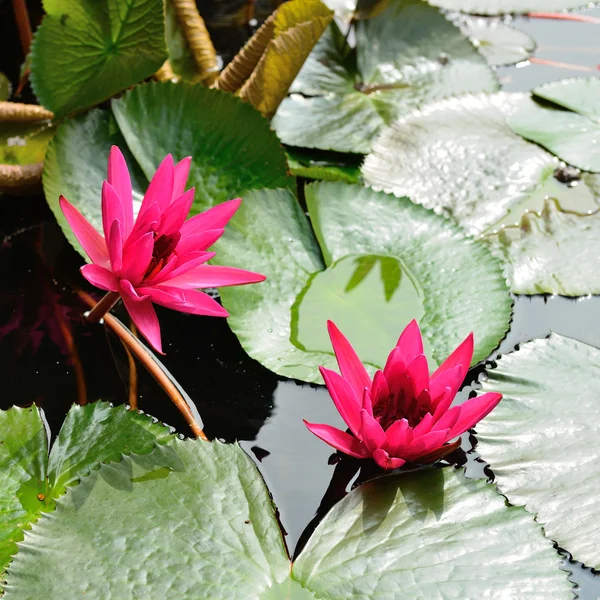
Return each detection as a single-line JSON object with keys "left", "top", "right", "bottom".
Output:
{"left": 507, "top": 81, "right": 600, "bottom": 173}
{"left": 272, "top": 0, "right": 497, "bottom": 153}
{"left": 43, "top": 82, "right": 292, "bottom": 260}
{"left": 0, "top": 122, "right": 55, "bottom": 166}
{"left": 30, "top": 0, "right": 167, "bottom": 117}
{"left": 216, "top": 181, "right": 511, "bottom": 382}
{"left": 476, "top": 334, "right": 600, "bottom": 569}
{"left": 111, "top": 82, "right": 293, "bottom": 211}
{"left": 285, "top": 147, "right": 362, "bottom": 183}
{"left": 292, "top": 468, "right": 571, "bottom": 598}
{"left": 487, "top": 199, "right": 600, "bottom": 295}
{"left": 0, "top": 402, "right": 173, "bottom": 579}
{"left": 427, "top": 0, "right": 590, "bottom": 14}
{"left": 3, "top": 439, "right": 290, "bottom": 599}
{"left": 533, "top": 77, "right": 600, "bottom": 123}
{"left": 362, "top": 92, "right": 600, "bottom": 295}
{"left": 457, "top": 17, "right": 536, "bottom": 66}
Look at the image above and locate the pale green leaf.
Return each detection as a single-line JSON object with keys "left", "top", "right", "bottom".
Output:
{"left": 427, "top": 0, "right": 590, "bottom": 14}
{"left": 533, "top": 77, "right": 600, "bottom": 123}
{"left": 477, "top": 334, "right": 600, "bottom": 568}
{"left": 293, "top": 468, "right": 571, "bottom": 598}
{"left": 272, "top": 0, "right": 497, "bottom": 153}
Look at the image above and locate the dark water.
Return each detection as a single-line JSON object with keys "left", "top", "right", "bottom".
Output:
{"left": 1, "top": 2, "right": 600, "bottom": 597}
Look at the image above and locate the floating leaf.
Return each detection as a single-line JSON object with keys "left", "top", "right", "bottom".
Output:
{"left": 43, "top": 82, "right": 291, "bottom": 259}
{"left": 477, "top": 334, "right": 600, "bottom": 569}
{"left": 216, "top": 181, "right": 511, "bottom": 382}
{"left": 508, "top": 79, "right": 600, "bottom": 173}
{"left": 111, "top": 82, "right": 292, "bottom": 210}
{"left": 427, "top": 0, "right": 590, "bottom": 14}
{"left": 533, "top": 77, "right": 600, "bottom": 123}
{"left": 456, "top": 16, "right": 536, "bottom": 66}
{"left": 292, "top": 468, "right": 571, "bottom": 598}
{"left": 4, "top": 439, "right": 290, "bottom": 599}
{"left": 272, "top": 0, "right": 497, "bottom": 153}
{"left": 487, "top": 199, "right": 600, "bottom": 295}
{"left": 362, "top": 92, "right": 600, "bottom": 295}
{"left": 285, "top": 147, "right": 361, "bottom": 183}
{"left": 0, "top": 402, "right": 172, "bottom": 580}
{"left": 215, "top": 0, "right": 334, "bottom": 118}
{"left": 30, "top": 0, "right": 167, "bottom": 117}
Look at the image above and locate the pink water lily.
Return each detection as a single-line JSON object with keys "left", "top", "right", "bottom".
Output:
{"left": 305, "top": 320, "right": 502, "bottom": 470}
{"left": 60, "top": 146, "right": 265, "bottom": 354}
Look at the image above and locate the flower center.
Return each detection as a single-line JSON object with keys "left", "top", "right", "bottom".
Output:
{"left": 373, "top": 390, "right": 429, "bottom": 430}
{"left": 144, "top": 232, "right": 181, "bottom": 280}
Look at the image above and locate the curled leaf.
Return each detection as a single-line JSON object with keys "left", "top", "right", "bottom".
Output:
{"left": 214, "top": 0, "right": 334, "bottom": 118}
{"left": 0, "top": 101, "right": 53, "bottom": 122}
{"left": 169, "top": 0, "right": 219, "bottom": 85}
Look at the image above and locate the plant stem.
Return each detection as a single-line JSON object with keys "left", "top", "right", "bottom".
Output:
{"left": 529, "top": 57, "right": 599, "bottom": 72}
{"left": 11, "top": 0, "right": 32, "bottom": 57}
{"left": 77, "top": 290, "right": 208, "bottom": 440}
{"left": 86, "top": 291, "right": 121, "bottom": 323}
{"left": 528, "top": 11, "right": 600, "bottom": 24}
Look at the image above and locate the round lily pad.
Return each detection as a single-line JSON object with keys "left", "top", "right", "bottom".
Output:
{"left": 272, "top": 0, "right": 497, "bottom": 154}
{"left": 477, "top": 334, "right": 600, "bottom": 569}
{"left": 215, "top": 181, "right": 511, "bottom": 382}
{"left": 362, "top": 92, "right": 600, "bottom": 295}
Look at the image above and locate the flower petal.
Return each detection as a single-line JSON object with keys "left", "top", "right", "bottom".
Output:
{"left": 138, "top": 154, "right": 174, "bottom": 219}
{"left": 303, "top": 421, "right": 370, "bottom": 459}
{"left": 373, "top": 448, "right": 405, "bottom": 470}
{"left": 385, "top": 418, "right": 411, "bottom": 455}
{"left": 101, "top": 181, "right": 126, "bottom": 243}
{"left": 163, "top": 265, "right": 266, "bottom": 289}
{"left": 59, "top": 196, "right": 109, "bottom": 267}
{"left": 432, "top": 386, "right": 454, "bottom": 423}
{"left": 107, "top": 146, "right": 133, "bottom": 237}
{"left": 107, "top": 220, "right": 123, "bottom": 273}
{"left": 143, "top": 286, "right": 229, "bottom": 317}
{"left": 430, "top": 364, "right": 465, "bottom": 407}
{"left": 327, "top": 321, "right": 371, "bottom": 401}
{"left": 120, "top": 280, "right": 162, "bottom": 354}
{"left": 396, "top": 319, "right": 423, "bottom": 363}
{"left": 121, "top": 232, "right": 154, "bottom": 286}
{"left": 175, "top": 229, "right": 225, "bottom": 256}
{"left": 157, "top": 188, "right": 195, "bottom": 237}
{"left": 432, "top": 332, "right": 474, "bottom": 380}
{"left": 320, "top": 366, "right": 362, "bottom": 436}
{"left": 383, "top": 346, "right": 406, "bottom": 382}
{"left": 412, "top": 412, "right": 434, "bottom": 437}
{"left": 448, "top": 392, "right": 502, "bottom": 439}
{"left": 404, "top": 354, "right": 430, "bottom": 398}
{"left": 370, "top": 370, "right": 389, "bottom": 404}
{"left": 144, "top": 251, "right": 216, "bottom": 286}
{"left": 359, "top": 409, "right": 386, "bottom": 454}
{"left": 172, "top": 156, "right": 191, "bottom": 201}
{"left": 80, "top": 264, "right": 119, "bottom": 292}
{"left": 404, "top": 429, "right": 450, "bottom": 462}
{"left": 180, "top": 198, "right": 242, "bottom": 239}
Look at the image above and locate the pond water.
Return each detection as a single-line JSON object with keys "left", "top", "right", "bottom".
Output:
{"left": 1, "top": 3, "right": 600, "bottom": 598}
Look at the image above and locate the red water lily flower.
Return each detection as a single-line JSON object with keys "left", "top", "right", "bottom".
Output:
{"left": 305, "top": 320, "right": 502, "bottom": 470}
{"left": 59, "top": 146, "right": 265, "bottom": 353}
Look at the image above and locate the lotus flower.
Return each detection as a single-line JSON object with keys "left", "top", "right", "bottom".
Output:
{"left": 304, "top": 320, "right": 502, "bottom": 470}
{"left": 59, "top": 146, "right": 265, "bottom": 353}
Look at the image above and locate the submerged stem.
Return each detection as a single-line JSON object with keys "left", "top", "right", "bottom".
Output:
{"left": 77, "top": 290, "right": 208, "bottom": 440}
{"left": 86, "top": 291, "right": 121, "bottom": 323}
{"left": 528, "top": 12, "right": 600, "bottom": 25}
{"left": 529, "top": 57, "right": 599, "bottom": 72}
{"left": 11, "top": 0, "right": 32, "bottom": 57}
